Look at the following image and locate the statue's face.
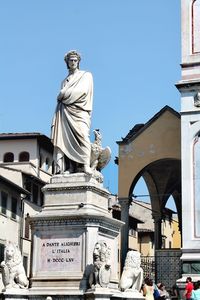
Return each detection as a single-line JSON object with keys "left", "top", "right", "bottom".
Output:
{"left": 93, "top": 243, "right": 101, "bottom": 260}
{"left": 6, "top": 245, "right": 15, "bottom": 260}
{"left": 67, "top": 55, "right": 79, "bottom": 71}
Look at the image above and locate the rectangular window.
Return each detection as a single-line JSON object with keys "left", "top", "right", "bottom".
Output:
{"left": 0, "top": 243, "right": 4, "bottom": 262}
{"left": 23, "top": 256, "right": 28, "bottom": 275}
{"left": 40, "top": 190, "right": 44, "bottom": 207}
{"left": 129, "top": 228, "right": 137, "bottom": 238}
{"left": 32, "top": 184, "right": 38, "bottom": 205}
{"left": 151, "top": 238, "right": 154, "bottom": 249}
{"left": 24, "top": 179, "right": 31, "bottom": 201}
{"left": 1, "top": 191, "right": 7, "bottom": 215}
{"left": 24, "top": 217, "right": 30, "bottom": 239}
{"left": 162, "top": 237, "right": 166, "bottom": 249}
{"left": 11, "top": 197, "right": 17, "bottom": 219}
{"left": 24, "top": 180, "right": 31, "bottom": 192}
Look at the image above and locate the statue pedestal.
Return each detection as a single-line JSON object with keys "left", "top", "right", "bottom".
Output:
{"left": 27, "top": 173, "right": 123, "bottom": 299}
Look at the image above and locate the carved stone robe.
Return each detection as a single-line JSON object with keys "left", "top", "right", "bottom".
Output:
{"left": 51, "top": 70, "right": 93, "bottom": 171}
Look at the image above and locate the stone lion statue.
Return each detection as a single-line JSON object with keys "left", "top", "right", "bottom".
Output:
{"left": 89, "top": 240, "right": 111, "bottom": 288}
{"left": 0, "top": 241, "right": 29, "bottom": 291}
{"left": 119, "top": 250, "right": 143, "bottom": 292}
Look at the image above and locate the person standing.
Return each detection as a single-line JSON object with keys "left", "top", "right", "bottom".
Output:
{"left": 157, "top": 283, "right": 170, "bottom": 300}
{"left": 51, "top": 50, "right": 93, "bottom": 175}
{"left": 171, "top": 283, "right": 180, "bottom": 300}
{"left": 191, "top": 281, "right": 200, "bottom": 300}
{"left": 184, "top": 277, "right": 194, "bottom": 300}
{"left": 142, "top": 277, "right": 154, "bottom": 300}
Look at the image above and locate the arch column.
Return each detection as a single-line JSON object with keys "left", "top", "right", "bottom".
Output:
{"left": 118, "top": 197, "right": 130, "bottom": 270}
{"left": 153, "top": 214, "right": 162, "bottom": 250}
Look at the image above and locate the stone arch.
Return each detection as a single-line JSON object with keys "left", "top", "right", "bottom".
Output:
{"left": 129, "top": 159, "right": 181, "bottom": 213}
{"left": 128, "top": 158, "right": 182, "bottom": 249}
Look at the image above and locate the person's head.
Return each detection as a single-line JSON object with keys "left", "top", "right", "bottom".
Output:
{"left": 158, "top": 283, "right": 165, "bottom": 290}
{"left": 172, "top": 284, "right": 179, "bottom": 292}
{"left": 186, "top": 277, "right": 192, "bottom": 283}
{"left": 64, "top": 50, "right": 81, "bottom": 70}
{"left": 194, "top": 281, "right": 200, "bottom": 290}
{"left": 144, "top": 277, "right": 153, "bottom": 286}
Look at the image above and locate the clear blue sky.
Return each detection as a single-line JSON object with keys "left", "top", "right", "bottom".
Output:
{"left": 0, "top": 1, "right": 181, "bottom": 195}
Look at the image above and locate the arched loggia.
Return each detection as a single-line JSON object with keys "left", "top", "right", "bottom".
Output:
{"left": 119, "top": 158, "right": 181, "bottom": 267}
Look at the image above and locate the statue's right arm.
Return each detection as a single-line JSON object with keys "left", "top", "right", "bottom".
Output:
{"left": 57, "top": 79, "right": 66, "bottom": 102}
{"left": 57, "top": 85, "right": 71, "bottom": 102}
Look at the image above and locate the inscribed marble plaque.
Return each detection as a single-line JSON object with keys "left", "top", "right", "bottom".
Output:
{"left": 38, "top": 232, "right": 83, "bottom": 272}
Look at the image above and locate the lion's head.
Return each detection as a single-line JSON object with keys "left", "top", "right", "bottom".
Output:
{"left": 4, "top": 241, "right": 21, "bottom": 264}
{"left": 124, "top": 250, "right": 141, "bottom": 269}
{"left": 93, "top": 241, "right": 110, "bottom": 263}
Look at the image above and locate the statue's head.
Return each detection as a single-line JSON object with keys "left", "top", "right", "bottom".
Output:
{"left": 124, "top": 250, "right": 141, "bottom": 269}
{"left": 4, "top": 241, "right": 20, "bottom": 262}
{"left": 64, "top": 50, "right": 81, "bottom": 70}
{"left": 93, "top": 241, "right": 110, "bottom": 263}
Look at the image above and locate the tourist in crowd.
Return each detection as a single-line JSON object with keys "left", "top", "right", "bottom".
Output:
{"left": 184, "top": 277, "right": 194, "bottom": 300}
{"left": 170, "top": 283, "right": 180, "bottom": 300}
{"left": 153, "top": 283, "right": 160, "bottom": 300}
{"left": 154, "top": 283, "right": 160, "bottom": 300}
{"left": 142, "top": 277, "right": 154, "bottom": 300}
{"left": 191, "top": 281, "right": 200, "bottom": 300}
{"left": 157, "top": 283, "right": 170, "bottom": 300}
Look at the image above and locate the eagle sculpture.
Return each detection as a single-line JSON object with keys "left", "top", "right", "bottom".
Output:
{"left": 90, "top": 129, "right": 111, "bottom": 172}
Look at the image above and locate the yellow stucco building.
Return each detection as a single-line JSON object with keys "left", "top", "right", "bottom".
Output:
{"left": 117, "top": 106, "right": 181, "bottom": 264}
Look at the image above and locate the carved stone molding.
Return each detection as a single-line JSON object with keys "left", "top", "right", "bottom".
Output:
{"left": 43, "top": 184, "right": 109, "bottom": 198}
{"left": 30, "top": 216, "right": 122, "bottom": 234}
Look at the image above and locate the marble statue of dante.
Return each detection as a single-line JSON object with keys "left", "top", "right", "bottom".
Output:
{"left": 51, "top": 50, "right": 93, "bottom": 174}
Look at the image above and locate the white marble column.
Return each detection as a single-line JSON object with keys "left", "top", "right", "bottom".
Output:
{"left": 176, "top": 0, "right": 200, "bottom": 283}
